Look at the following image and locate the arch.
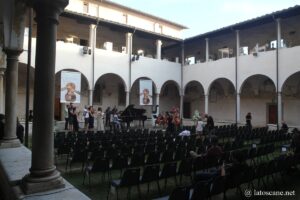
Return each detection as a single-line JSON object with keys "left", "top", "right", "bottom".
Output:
{"left": 207, "top": 78, "right": 236, "bottom": 122}
{"left": 160, "top": 80, "right": 180, "bottom": 114}
{"left": 160, "top": 80, "right": 180, "bottom": 95}
{"left": 55, "top": 67, "right": 90, "bottom": 89}
{"left": 55, "top": 68, "right": 90, "bottom": 90}
{"left": 131, "top": 77, "right": 158, "bottom": 94}
{"left": 207, "top": 78, "right": 235, "bottom": 95}
{"left": 239, "top": 74, "right": 275, "bottom": 94}
{"left": 281, "top": 71, "right": 300, "bottom": 126}
{"left": 183, "top": 81, "right": 205, "bottom": 118}
{"left": 95, "top": 73, "right": 128, "bottom": 92}
{"left": 281, "top": 71, "right": 300, "bottom": 94}
{"left": 54, "top": 69, "right": 90, "bottom": 120}
{"left": 183, "top": 80, "right": 204, "bottom": 94}
{"left": 16, "top": 63, "right": 35, "bottom": 119}
{"left": 93, "top": 73, "right": 127, "bottom": 108}
{"left": 239, "top": 74, "right": 276, "bottom": 126}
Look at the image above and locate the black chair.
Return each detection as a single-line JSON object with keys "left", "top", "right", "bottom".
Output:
{"left": 111, "top": 155, "right": 128, "bottom": 177}
{"left": 140, "top": 164, "right": 160, "bottom": 195}
{"left": 107, "top": 168, "right": 141, "bottom": 200}
{"left": 66, "top": 148, "right": 87, "bottom": 172}
{"left": 160, "top": 150, "right": 174, "bottom": 163}
{"left": 146, "top": 151, "right": 160, "bottom": 165}
{"left": 83, "top": 157, "right": 110, "bottom": 186}
{"left": 209, "top": 175, "right": 225, "bottom": 199}
{"left": 159, "top": 162, "right": 177, "bottom": 189}
{"left": 177, "top": 158, "right": 193, "bottom": 184}
{"left": 190, "top": 181, "right": 210, "bottom": 200}
{"left": 169, "top": 186, "right": 190, "bottom": 200}
{"left": 129, "top": 152, "right": 145, "bottom": 167}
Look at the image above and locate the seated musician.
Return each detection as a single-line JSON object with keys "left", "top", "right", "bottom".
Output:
{"left": 112, "top": 111, "right": 121, "bottom": 130}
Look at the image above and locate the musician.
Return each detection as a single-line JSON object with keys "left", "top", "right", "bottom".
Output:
{"left": 112, "top": 111, "right": 121, "bottom": 131}
{"left": 172, "top": 111, "right": 181, "bottom": 131}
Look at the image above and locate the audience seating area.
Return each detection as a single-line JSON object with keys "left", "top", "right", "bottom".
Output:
{"left": 54, "top": 125, "right": 299, "bottom": 200}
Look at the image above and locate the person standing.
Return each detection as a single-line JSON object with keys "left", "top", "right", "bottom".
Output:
{"left": 72, "top": 106, "right": 79, "bottom": 132}
{"left": 16, "top": 118, "right": 24, "bottom": 143}
{"left": 96, "top": 107, "right": 104, "bottom": 132}
{"left": 64, "top": 105, "right": 69, "bottom": 130}
{"left": 68, "top": 103, "right": 74, "bottom": 131}
{"left": 83, "top": 106, "right": 89, "bottom": 131}
{"left": 88, "top": 106, "right": 95, "bottom": 130}
{"left": 246, "top": 112, "right": 252, "bottom": 129}
{"left": 105, "top": 107, "right": 111, "bottom": 127}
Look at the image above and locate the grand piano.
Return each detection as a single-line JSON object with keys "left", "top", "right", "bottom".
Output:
{"left": 119, "top": 104, "right": 147, "bottom": 128}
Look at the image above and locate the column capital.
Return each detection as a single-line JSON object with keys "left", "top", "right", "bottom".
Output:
{"left": 156, "top": 40, "right": 162, "bottom": 45}
{"left": 30, "top": 0, "right": 69, "bottom": 24}
{"left": 3, "top": 48, "right": 23, "bottom": 57}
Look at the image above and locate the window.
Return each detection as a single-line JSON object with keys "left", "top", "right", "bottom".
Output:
{"left": 80, "top": 39, "right": 88, "bottom": 46}
{"left": 83, "top": 2, "right": 89, "bottom": 13}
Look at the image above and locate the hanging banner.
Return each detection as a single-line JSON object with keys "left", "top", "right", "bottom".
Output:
{"left": 139, "top": 79, "right": 152, "bottom": 105}
{"left": 60, "top": 71, "right": 81, "bottom": 103}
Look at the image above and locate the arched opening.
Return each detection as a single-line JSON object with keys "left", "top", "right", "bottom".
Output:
{"left": 130, "top": 77, "right": 157, "bottom": 118}
{"left": 208, "top": 78, "right": 235, "bottom": 122}
{"left": 55, "top": 69, "right": 89, "bottom": 120}
{"left": 160, "top": 80, "right": 180, "bottom": 114}
{"left": 183, "top": 81, "right": 204, "bottom": 118}
{"left": 93, "top": 73, "right": 126, "bottom": 111}
{"left": 281, "top": 71, "right": 300, "bottom": 126}
{"left": 17, "top": 63, "right": 35, "bottom": 119}
{"left": 240, "top": 75, "right": 276, "bottom": 126}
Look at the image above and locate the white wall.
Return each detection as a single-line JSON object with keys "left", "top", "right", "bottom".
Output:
{"left": 131, "top": 57, "right": 181, "bottom": 93}
{"left": 65, "top": 0, "right": 183, "bottom": 39}
{"left": 183, "top": 57, "right": 236, "bottom": 94}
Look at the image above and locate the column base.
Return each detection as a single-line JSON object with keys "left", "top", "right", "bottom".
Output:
{"left": 22, "top": 170, "right": 65, "bottom": 194}
{"left": 0, "top": 138, "right": 21, "bottom": 148}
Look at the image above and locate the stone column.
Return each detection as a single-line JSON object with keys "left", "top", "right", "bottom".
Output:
{"left": 156, "top": 93, "right": 160, "bottom": 114}
{"left": 89, "top": 24, "right": 96, "bottom": 48}
{"left": 235, "top": 30, "right": 240, "bottom": 124}
{"left": 88, "top": 89, "right": 93, "bottom": 106}
{"left": 126, "top": 33, "right": 133, "bottom": 101}
{"left": 0, "top": 67, "right": 5, "bottom": 114}
{"left": 179, "top": 94, "right": 184, "bottom": 119}
{"left": 156, "top": 40, "right": 162, "bottom": 60}
{"left": 126, "top": 91, "right": 130, "bottom": 106}
{"left": 125, "top": 33, "right": 132, "bottom": 54}
{"left": 204, "top": 94, "right": 209, "bottom": 114}
{"left": 277, "top": 92, "right": 282, "bottom": 125}
{"left": 22, "top": 0, "right": 68, "bottom": 194}
{"left": 0, "top": 49, "right": 22, "bottom": 148}
{"left": 236, "top": 93, "right": 240, "bottom": 123}
{"left": 276, "top": 18, "right": 281, "bottom": 129}
{"left": 276, "top": 19, "right": 281, "bottom": 48}
{"left": 205, "top": 38, "right": 209, "bottom": 62}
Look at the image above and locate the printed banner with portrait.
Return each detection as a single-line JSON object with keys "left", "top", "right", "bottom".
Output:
{"left": 139, "top": 79, "right": 153, "bottom": 105}
{"left": 60, "top": 71, "right": 81, "bottom": 103}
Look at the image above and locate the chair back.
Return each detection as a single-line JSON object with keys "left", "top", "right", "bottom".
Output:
{"left": 120, "top": 168, "right": 140, "bottom": 186}
{"left": 169, "top": 186, "right": 190, "bottom": 200}
{"left": 141, "top": 165, "right": 159, "bottom": 183}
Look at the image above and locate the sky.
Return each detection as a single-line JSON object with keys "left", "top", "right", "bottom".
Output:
{"left": 109, "top": 0, "right": 300, "bottom": 38}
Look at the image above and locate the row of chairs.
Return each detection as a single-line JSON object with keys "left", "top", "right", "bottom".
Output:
{"left": 105, "top": 160, "right": 192, "bottom": 200}
{"left": 158, "top": 154, "right": 300, "bottom": 200}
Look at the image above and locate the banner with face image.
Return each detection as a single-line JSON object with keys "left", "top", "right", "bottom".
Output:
{"left": 60, "top": 71, "right": 81, "bottom": 103}
{"left": 139, "top": 79, "right": 153, "bottom": 105}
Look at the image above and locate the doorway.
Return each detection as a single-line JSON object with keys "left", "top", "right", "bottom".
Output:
{"left": 183, "top": 102, "right": 191, "bottom": 118}
{"left": 267, "top": 104, "right": 277, "bottom": 124}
